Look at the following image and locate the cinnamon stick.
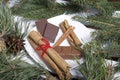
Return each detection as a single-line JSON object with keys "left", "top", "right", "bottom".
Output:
{"left": 59, "top": 23, "right": 75, "bottom": 46}
{"left": 60, "top": 20, "right": 82, "bottom": 47}
{"left": 64, "top": 20, "right": 82, "bottom": 46}
{"left": 28, "top": 38, "right": 64, "bottom": 80}
{"left": 53, "top": 26, "right": 75, "bottom": 47}
{"left": 28, "top": 31, "right": 72, "bottom": 79}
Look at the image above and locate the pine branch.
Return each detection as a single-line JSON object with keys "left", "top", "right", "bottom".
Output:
{"left": 0, "top": 1, "right": 14, "bottom": 37}
{"left": 114, "top": 61, "right": 120, "bottom": 73}
{"left": 75, "top": 16, "right": 120, "bottom": 58}
{"left": 74, "top": 16, "right": 120, "bottom": 29}
{"left": 0, "top": 1, "right": 29, "bottom": 39}
{"left": 0, "top": 51, "right": 49, "bottom": 80}
{"left": 11, "top": 0, "right": 67, "bottom": 19}
{"left": 11, "top": 0, "right": 119, "bottom": 20}
{"left": 66, "top": 0, "right": 114, "bottom": 15}
{"left": 74, "top": 16, "right": 120, "bottom": 43}
{"left": 77, "top": 41, "right": 115, "bottom": 80}
{"left": 109, "top": 2, "right": 120, "bottom": 10}
{"left": 11, "top": 21, "right": 29, "bottom": 39}
{"left": 74, "top": 4, "right": 120, "bottom": 79}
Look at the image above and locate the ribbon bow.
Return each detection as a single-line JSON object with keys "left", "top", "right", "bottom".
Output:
{"left": 36, "top": 38, "right": 51, "bottom": 57}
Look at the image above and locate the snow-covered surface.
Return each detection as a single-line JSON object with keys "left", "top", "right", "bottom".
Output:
{"left": 56, "top": 0, "right": 68, "bottom": 4}
{"left": 7, "top": 0, "right": 19, "bottom": 8}
{"left": 113, "top": 11, "right": 120, "bottom": 18}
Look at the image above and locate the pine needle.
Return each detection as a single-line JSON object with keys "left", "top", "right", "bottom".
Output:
{"left": 0, "top": 51, "right": 49, "bottom": 80}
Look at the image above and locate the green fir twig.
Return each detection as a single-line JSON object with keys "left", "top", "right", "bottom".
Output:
{"left": 0, "top": 51, "right": 49, "bottom": 80}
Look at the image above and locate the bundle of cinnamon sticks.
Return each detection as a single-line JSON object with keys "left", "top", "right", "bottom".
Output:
{"left": 59, "top": 19, "right": 82, "bottom": 47}
{"left": 28, "top": 31, "right": 72, "bottom": 80}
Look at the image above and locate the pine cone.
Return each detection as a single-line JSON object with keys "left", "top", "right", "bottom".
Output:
{"left": 5, "top": 35, "right": 25, "bottom": 54}
{"left": 0, "top": 38, "right": 6, "bottom": 52}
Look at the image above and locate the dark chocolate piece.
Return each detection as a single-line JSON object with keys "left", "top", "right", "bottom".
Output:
{"left": 35, "top": 19, "right": 47, "bottom": 35}
{"left": 43, "top": 23, "right": 59, "bottom": 43}
{"left": 53, "top": 46, "right": 82, "bottom": 59}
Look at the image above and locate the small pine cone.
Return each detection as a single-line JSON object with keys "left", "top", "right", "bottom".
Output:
{"left": 5, "top": 35, "right": 25, "bottom": 54}
{"left": 0, "top": 38, "right": 6, "bottom": 52}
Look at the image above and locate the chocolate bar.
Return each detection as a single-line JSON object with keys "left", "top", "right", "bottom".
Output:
{"left": 35, "top": 19, "right": 59, "bottom": 43}
{"left": 43, "top": 23, "right": 59, "bottom": 43}
{"left": 35, "top": 19, "right": 47, "bottom": 35}
{"left": 53, "top": 46, "right": 82, "bottom": 59}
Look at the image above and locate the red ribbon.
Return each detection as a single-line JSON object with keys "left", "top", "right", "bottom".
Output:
{"left": 36, "top": 38, "right": 51, "bottom": 57}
